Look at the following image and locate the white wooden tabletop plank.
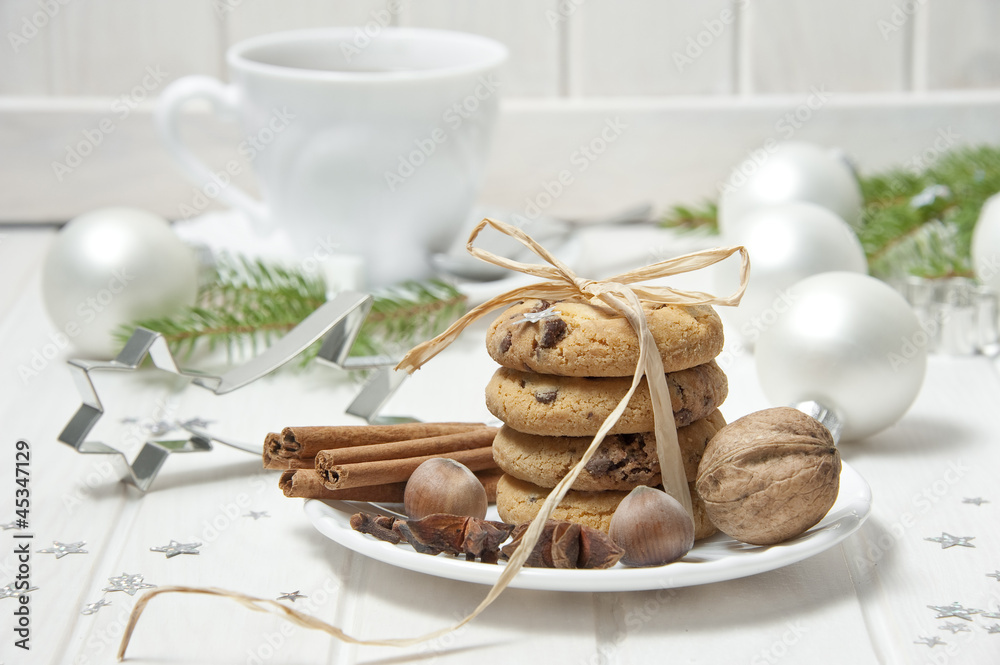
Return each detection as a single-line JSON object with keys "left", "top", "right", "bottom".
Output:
{"left": 840, "top": 356, "right": 1000, "bottom": 665}
{"left": 2, "top": 227, "right": 1000, "bottom": 663}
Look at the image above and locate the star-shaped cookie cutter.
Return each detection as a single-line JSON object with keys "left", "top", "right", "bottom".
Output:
{"left": 58, "top": 291, "right": 408, "bottom": 491}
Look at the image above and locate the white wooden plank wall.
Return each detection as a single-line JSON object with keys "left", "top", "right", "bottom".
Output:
{"left": 1, "top": 0, "right": 998, "bottom": 222}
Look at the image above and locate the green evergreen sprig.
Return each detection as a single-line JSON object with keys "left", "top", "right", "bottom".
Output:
{"left": 660, "top": 144, "right": 1000, "bottom": 280}
{"left": 115, "top": 254, "right": 467, "bottom": 366}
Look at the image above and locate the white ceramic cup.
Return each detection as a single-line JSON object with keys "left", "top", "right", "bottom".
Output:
{"left": 156, "top": 27, "right": 507, "bottom": 287}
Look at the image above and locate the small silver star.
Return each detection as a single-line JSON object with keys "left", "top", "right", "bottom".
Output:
{"left": 914, "top": 636, "right": 946, "bottom": 648}
{"left": 103, "top": 573, "right": 156, "bottom": 596}
{"left": 928, "top": 602, "right": 983, "bottom": 621}
{"left": 277, "top": 590, "right": 306, "bottom": 602}
{"left": 0, "top": 582, "right": 37, "bottom": 599}
{"left": 983, "top": 610, "right": 1000, "bottom": 619}
{"left": 924, "top": 533, "right": 976, "bottom": 549}
{"left": 150, "top": 540, "right": 201, "bottom": 558}
{"left": 963, "top": 497, "right": 989, "bottom": 506}
{"left": 37, "top": 541, "right": 88, "bottom": 558}
{"left": 80, "top": 598, "right": 111, "bottom": 616}
{"left": 520, "top": 307, "right": 562, "bottom": 324}
{"left": 244, "top": 511, "right": 270, "bottom": 520}
{"left": 987, "top": 624, "right": 1000, "bottom": 634}
{"left": 940, "top": 622, "right": 971, "bottom": 634}
{"left": 987, "top": 571, "right": 1000, "bottom": 582}
{"left": 180, "top": 417, "right": 213, "bottom": 429}
{"left": 0, "top": 521, "right": 19, "bottom": 530}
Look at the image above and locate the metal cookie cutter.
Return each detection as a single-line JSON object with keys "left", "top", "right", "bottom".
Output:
{"left": 58, "top": 291, "right": 408, "bottom": 491}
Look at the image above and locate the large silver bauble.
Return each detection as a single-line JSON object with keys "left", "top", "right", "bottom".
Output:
{"left": 755, "top": 272, "right": 926, "bottom": 441}
{"left": 41, "top": 207, "right": 198, "bottom": 358}
{"left": 971, "top": 193, "right": 1000, "bottom": 292}
{"left": 718, "top": 142, "right": 863, "bottom": 234}
{"left": 720, "top": 202, "right": 867, "bottom": 347}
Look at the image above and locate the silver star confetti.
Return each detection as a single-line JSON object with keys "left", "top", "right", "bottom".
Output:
{"left": 924, "top": 533, "right": 976, "bottom": 549}
{"left": 520, "top": 306, "right": 562, "bottom": 324}
{"left": 103, "top": 573, "right": 156, "bottom": 596}
{"left": 987, "top": 624, "right": 1000, "bottom": 634}
{"left": 914, "top": 636, "right": 946, "bottom": 648}
{"left": 277, "top": 590, "right": 306, "bottom": 602}
{"left": 983, "top": 610, "right": 1000, "bottom": 619}
{"left": 987, "top": 571, "right": 1000, "bottom": 582}
{"left": 928, "top": 602, "right": 983, "bottom": 621}
{"left": 0, "top": 582, "right": 37, "bottom": 599}
{"left": 149, "top": 540, "right": 201, "bottom": 558}
{"left": 1, "top": 521, "right": 19, "bottom": 530}
{"left": 36, "top": 541, "right": 88, "bottom": 558}
{"left": 963, "top": 497, "right": 989, "bottom": 506}
{"left": 245, "top": 511, "right": 270, "bottom": 520}
{"left": 80, "top": 598, "right": 111, "bottom": 616}
{"left": 939, "top": 622, "right": 971, "bottom": 634}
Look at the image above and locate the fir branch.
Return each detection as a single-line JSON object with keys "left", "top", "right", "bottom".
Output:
{"left": 658, "top": 144, "right": 1000, "bottom": 281}
{"left": 115, "top": 254, "right": 467, "bottom": 367}
{"left": 660, "top": 200, "right": 718, "bottom": 234}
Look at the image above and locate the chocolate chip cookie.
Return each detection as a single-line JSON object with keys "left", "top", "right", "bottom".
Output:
{"left": 485, "top": 360, "right": 727, "bottom": 437}
{"left": 486, "top": 298, "right": 724, "bottom": 377}
{"left": 492, "top": 410, "right": 726, "bottom": 491}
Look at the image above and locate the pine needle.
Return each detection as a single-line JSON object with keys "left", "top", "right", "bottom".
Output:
{"left": 114, "top": 254, "right": 467, "bottom": 367}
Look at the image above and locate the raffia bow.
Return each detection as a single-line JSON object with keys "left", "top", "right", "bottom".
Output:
{"left": 399, "top": 217, "right": 749, "bottom": 520}
{"left": 118, "top": 218, "right": 749, "bottom": 659}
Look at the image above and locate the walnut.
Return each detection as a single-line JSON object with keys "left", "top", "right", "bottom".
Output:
{"left": 695, "top": 407, "right": 840, "bottom": 546}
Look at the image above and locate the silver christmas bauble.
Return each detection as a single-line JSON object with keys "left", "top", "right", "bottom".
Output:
{"left": 718, "top": 142, "right": 863, "bottom": 234}
{"left": 972, "top": 193, "right": 1000, "bottom": 292}
{"left": 720, "top": 202, "right": 867, "bottom": 346}
{"left": 755, "top": 272, "right": 926, "bottom": 441}
{"left": 41, "top": 207, "right": 198, "bottom": 358}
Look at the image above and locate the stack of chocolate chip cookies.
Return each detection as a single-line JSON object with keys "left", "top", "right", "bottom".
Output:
{"left": 485, "top": 299, "right": 729, "bottom": 539}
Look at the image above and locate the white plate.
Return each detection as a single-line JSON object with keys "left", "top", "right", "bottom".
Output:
{"left": 304, "top": 461, "right": 871, "bottom": 592}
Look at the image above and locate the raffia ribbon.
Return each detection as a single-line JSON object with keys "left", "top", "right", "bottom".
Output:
{"left": 117, "top": 218, "right": 749, "bottom": 660}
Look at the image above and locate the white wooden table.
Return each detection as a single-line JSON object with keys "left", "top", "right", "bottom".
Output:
{"left": 2, "top": 226, "right": 999, "bottom": 665}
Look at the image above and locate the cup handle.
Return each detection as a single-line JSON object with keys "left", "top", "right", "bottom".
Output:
{"left": 155, "top": 75, "right": 269, "bottom": 230}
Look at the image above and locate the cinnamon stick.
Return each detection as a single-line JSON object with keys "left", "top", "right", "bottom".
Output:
{"left": 318, "top": 447, "right": 497, "bottom": 491}
{"left": 275, "top": 422, "right": 487, "bottom": 460}
{"left": 280, "top": 468, "right": 501, "bottom": 503}
{"left": 281, "top": 470, "right": 407, "bottom": 502}
{"left": 315, "top": 428, "right": 498, "bottom": 466}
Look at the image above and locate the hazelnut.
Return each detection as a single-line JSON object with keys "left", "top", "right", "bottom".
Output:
{"left": 608, "top": 486, "right": 694, "bottom": 567}
{"left": 695, "top": 407, "right": 840, "bottom": 546}
{"left": 404, "top": 458, "right": 487, "bottom": 520}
